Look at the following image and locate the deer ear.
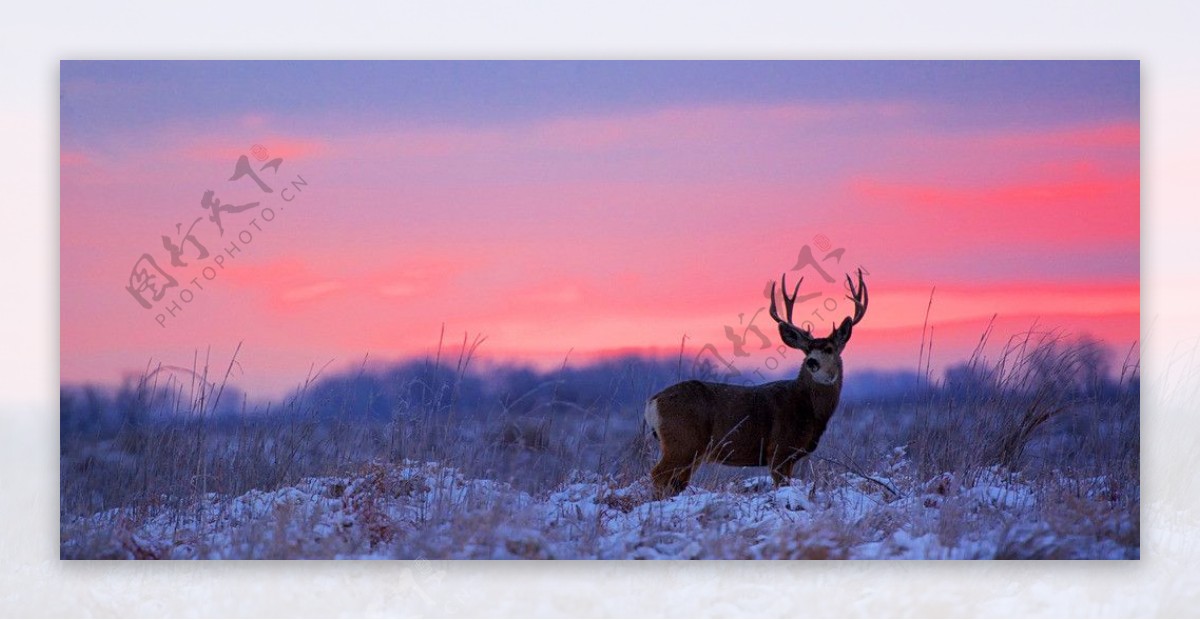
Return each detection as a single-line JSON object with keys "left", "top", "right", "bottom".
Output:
{"left": 833, "top": 317, "right": 853, "bottom": 351}
{"left": 778, "top": 323, "right": 813, "bottom": 352}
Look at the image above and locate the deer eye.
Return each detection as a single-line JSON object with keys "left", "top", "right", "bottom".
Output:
{"left": 805, "top": 358, "right": 819, "bottom": 371}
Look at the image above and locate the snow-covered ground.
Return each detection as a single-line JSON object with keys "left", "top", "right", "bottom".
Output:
{"left": 62, "top": 454, "right": 1138, "bottom": 560}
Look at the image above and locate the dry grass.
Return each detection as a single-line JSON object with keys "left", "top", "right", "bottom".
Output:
{"left": 60, "top": 324, "right": 1138, "bottom": 559}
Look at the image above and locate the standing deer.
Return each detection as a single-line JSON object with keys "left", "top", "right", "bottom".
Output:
{"left": 645, "top": 269, "right": 868, "bottom": 497}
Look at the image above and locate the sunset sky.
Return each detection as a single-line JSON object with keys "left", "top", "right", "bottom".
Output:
{"left": 60, "top": 61, "right": 1140, "bottom": 397}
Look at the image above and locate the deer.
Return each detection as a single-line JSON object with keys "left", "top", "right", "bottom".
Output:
{"left": 644, "top": 269, "right": 868, "bottom": 497}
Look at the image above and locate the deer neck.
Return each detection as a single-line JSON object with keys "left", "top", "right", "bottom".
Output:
{"left": 793, "top": 369, "right": 842, "bottom": 421}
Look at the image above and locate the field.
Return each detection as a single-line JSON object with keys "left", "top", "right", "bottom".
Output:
{"left": 60, "top": 331, "right": 1139, "bottom": 560}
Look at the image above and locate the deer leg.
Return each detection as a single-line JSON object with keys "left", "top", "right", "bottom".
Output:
{"left": 770, "top": 457, "right": 797, "bottom": 487}
{"left": 651, "top": 453, "right": 696, "bottom": 498}
{"left": 649, "top": 413, "right": 707, "bottom": 498}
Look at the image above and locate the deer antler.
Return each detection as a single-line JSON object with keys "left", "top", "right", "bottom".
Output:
{"left": 844, "top": 268, "right": 868, "bottom": 327}
{"left": 768, "top": 272, "right": 802, "bottom": 327}
{"left": 769, "top": 273, "right": 818, "bottom": 349}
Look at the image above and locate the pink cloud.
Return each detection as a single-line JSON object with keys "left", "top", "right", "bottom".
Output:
{"left": 850, "top": 174, "right": 1137, "bottom": 211}
{"left": 60, "top": 150, "right": 90, "bottom": 167}
{"left": 181, "top": 136, "right": 330, "bottom": 163}
{"left": 214, "top": 255, "right": 469, "bottom": 313}
{"left": 981, "top": 121, "right": 1140, "bottom": 150}
{"left": 848, "top": 166, "right": 1138, "bottom": 245}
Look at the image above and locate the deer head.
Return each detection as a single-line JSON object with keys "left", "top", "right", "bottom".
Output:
{"left": 768, "top": 269, "right": 868, "bottom": 386}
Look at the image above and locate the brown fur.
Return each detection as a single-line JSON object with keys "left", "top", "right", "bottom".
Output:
{"left": 646, "top": 270, "right": 867, "bottom": 497}
{"left": 646, "top": 344, "right": 843, "bottom": 496}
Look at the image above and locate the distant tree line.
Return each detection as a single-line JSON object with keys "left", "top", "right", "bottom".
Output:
{"left": 61, "top": 335, "right": 1136, "bottom": 444}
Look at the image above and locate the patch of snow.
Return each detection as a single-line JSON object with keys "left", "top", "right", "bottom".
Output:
{"left": 61, "top": 458, "right": 1138, "bottom": 560}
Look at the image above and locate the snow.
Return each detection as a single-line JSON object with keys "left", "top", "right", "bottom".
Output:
{"left": 61, "top": 459, "right": 1138, "bottom": 560}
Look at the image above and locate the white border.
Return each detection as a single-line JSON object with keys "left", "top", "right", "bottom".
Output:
{"left": 5, "top": 0, "right": 1197, "bottom": 616}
